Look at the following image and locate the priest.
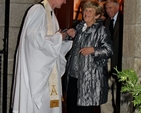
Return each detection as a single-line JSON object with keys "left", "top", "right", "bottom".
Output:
{"left": 11, "top": 0, "right": 72, "bottom": 113}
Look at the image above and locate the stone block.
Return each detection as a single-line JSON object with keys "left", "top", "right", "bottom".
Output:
{"left": 124, "top": 0, "right": 135, "bottom": 25}
{"left": 123, "top": 25, "right": 136, "bottom": 57}
{"left": 8, "top": 27, "right": 19, "bottom": 59}
{"left": 8, "top": 60, "right": 14, "bottom": 75}
{"left": 10, "top": 3, "right": 33, "bottom": 27}
{"left": 134, "top": 58, "right": 141, "bottom": 78}
{"left": 10, "top": 0, "right": 35, "bottom": 4}
{"left": 0, "top": 27, "right": 4, "bottom": 50}
{"left": 0, "top": 4, "right": 5, "bottom": 26}
{"left": 122, "top": 57, "right": 134, "bottom": 70}
{"left": 134, "top": 25, "right": 141, "bottom": 57}
{"left": 135, "top": 0, "right": 141, "bottom": 23}
{"left": 0, "top": 0, "right": 5, "bottom": 4}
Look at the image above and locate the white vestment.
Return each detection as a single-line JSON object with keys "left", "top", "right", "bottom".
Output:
{"left": 11, "top": 3, "right": 72, "bottom": 113}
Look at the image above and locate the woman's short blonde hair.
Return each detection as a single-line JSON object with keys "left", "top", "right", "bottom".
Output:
{"left": 82, "top": 0, "right": 104, "bottom": 16}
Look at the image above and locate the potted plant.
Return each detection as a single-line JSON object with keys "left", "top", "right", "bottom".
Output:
{"left": 114, "top": 68, "right": 141, "bottom": 113}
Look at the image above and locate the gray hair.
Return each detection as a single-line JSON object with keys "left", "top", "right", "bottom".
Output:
{"left": 105, "top": 0, "right": 119, "bottom": 5}
{"left": 82, "top": 0, "right": 104, "bottom": 16}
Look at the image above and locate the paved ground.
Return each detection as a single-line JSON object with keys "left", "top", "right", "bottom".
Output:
{"left": 101, "top": 89, "right": 115, "bottom": 113}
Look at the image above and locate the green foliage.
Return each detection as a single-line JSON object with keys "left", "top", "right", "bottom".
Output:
{"left": 114, "top": 67, "right": 141, "bottom": 113}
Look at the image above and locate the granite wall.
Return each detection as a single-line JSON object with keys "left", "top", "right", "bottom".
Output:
{"left": 121, "top": 0, "right": 141, "bottom": 113}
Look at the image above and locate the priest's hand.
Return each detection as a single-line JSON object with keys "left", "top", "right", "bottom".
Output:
{"left": 61, "top": 32, "right": 67, "bottom": 40}
{"left": 58, "top": 29, "right": 67, "bottom": 40}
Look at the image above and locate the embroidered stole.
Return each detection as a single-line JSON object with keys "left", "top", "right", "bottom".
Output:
{"left": 41, "top": 0, "right": 59, "bottom": 108}
{"left": 49, "top": 63, "right": 59, "bottom": 108}
{"left": 41, "top": 0, "right": 53, "bottom": 35}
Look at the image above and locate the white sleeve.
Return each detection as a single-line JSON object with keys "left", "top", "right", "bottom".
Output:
{"left": 23, "top": 4, "right": 62, "bottom": 58}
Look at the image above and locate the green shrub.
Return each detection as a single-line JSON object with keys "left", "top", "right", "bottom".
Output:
{"left": 114, "top": 68, "right": 141, "bottom": 113}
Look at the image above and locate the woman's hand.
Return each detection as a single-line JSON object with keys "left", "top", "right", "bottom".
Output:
{"left": 79, "top": 47, "right": 94, "bottom": 56}
{"left": 67, "top": 28, "right": 76, "bottom": 38}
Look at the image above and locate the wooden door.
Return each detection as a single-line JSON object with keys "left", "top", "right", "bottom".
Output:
{"left": 54, "top": 0, "right": 74, "bottom": 29}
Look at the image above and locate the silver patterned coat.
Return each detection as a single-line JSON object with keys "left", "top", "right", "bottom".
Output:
{"left": 66, "top": 20, "right": 113, "bottom": 106}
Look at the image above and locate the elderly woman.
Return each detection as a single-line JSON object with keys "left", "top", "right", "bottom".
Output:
{"left": 66, "top": 0, "right": 113, "bottom": 113}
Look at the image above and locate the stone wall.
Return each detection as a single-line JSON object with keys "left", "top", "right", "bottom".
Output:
{"left": 0, "top": 0, "right": 5, "bottom": 112}
{"left": 0, "top": 0, "right": 5, "bottom": 50}
{"left": 121, "top": 0, "right": 141, "bottom": 113}
{"left": 123, "top": 0, "right": 141, "bottom": 73}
